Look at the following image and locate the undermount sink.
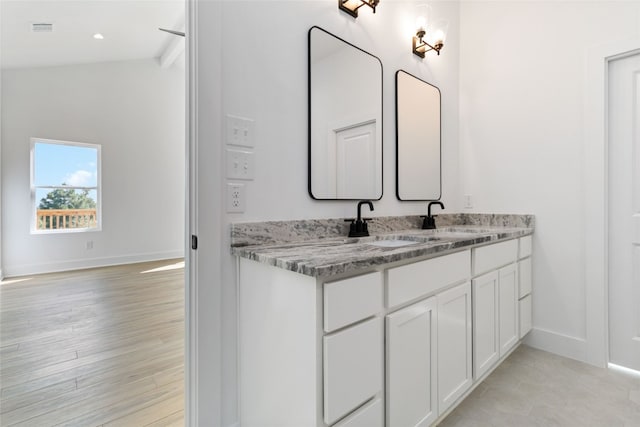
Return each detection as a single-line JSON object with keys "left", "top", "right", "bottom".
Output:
{"left": 362, "top": 229, "right": 489, "bottom": 249}
{"left": 367, "top": 239, "right": 420, "bottom": 248}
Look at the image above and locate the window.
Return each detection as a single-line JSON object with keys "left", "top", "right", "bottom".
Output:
{"left": 31, "top": 138, "right": 101, "bottom": 233}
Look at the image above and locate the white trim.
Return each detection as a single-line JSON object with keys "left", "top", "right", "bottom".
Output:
{"left": 524, "top": 327, "right": 587, "bottom": 362}
{"left": 185, "top": 0, "right": 197, "bottom": 425}
{"left": 585, "top": 38, "right": 640, "bottom": 368}
{"left": 608, "top": 363, "right": 640, "bottom": 378}
{"left": 3, "top": 250, "right": 184, "bottom": 277}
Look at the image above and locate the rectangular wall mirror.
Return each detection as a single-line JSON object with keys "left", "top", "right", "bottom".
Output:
{"left": 396, "top": 70, "right": 441, "bottom": 201}
{"left": 308, "top": 26, "right": 383, "bottom": 200}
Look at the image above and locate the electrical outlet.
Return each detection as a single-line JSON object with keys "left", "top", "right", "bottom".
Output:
{"left": 464, "top": 194, "right": 473, "bottom": 209}
{"left": 225, "top": 148, "right": 254, "bottom": 180}
{"left": 226, "top": 114, "right": 255, "bottom": 147}
{"left": 86, "top": 240, "right": 94, "bottom": 250}
{"left": 227, "top": 183, "right": 246, "bottom": 213}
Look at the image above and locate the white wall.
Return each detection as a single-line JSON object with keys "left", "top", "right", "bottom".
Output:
{"left": 459, "top": 1, "right": 640, "bottom": 362}
{"left": 0, "top": 69, "right": 3, "bottom": 280}
{"left": 214, "top": 1, "right": 461, "bottom": 424}
{"left": 1, "top": 59, "right": 185, "bottom": 276}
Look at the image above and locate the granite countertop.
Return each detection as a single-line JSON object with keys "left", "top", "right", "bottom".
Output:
{"left": 231, "top": 214, "right": 534, "bottom": 278}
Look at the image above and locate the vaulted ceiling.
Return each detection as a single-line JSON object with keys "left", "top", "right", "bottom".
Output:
{"left": 1, "top": 1, "right": 184, "bottom": 69}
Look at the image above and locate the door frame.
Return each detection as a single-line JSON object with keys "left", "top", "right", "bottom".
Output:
{"left": 185, "top": 0, "right": 224, "bottom": 424}
{"left": 585, "top": 38, "right": 640, "bottom": 367}
{"left": 185, "top": 0, "right": 198, "bottom": 423}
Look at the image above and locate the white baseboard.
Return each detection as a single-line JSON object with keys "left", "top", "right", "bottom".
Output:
{"left": 524, "top": 327, "right": 587, "bottom": 363}
{"left": 3, "top": 250, "right": 184, "bottom": 277}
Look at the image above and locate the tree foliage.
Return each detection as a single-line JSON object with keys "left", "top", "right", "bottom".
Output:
{"left": 37, "top": 186, "right": 97, "bottom": 230}
{"left": 38, "top": 187, "right": 96, "bottom": 210}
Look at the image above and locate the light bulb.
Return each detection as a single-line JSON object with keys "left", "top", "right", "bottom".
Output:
{"left": 416, "top": 15, "right": 427, "bottom": 33}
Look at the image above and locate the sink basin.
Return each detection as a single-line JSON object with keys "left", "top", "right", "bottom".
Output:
{"left": 367, "top": 239, "right": 420, "bottom": 248}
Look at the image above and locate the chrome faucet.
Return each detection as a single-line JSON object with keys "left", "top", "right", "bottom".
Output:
{"left": 345, "top": 200, "right": 374, "bottom": 237}
{"left": 421, "top": 201, "right": 444, "bottom": 229}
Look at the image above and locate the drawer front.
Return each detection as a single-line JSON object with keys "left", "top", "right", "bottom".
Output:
{"left": 386, "top": 250, "right": 471, "bottom": 309}
{"left": 324, "top": 272, "right": 383, "bottom": 333}
{"left": 519, "top": 235, "right": 532, "bottom": 259}
{"left": 519, "top": 294, "right": 532, "bottom": 338}
{"left": 324, "top": 317, "right": 383, "bottom": 425}
{"left": 473, "top": 239, "right": 518, "bottom": 276}
{"left": 333, "top": 398, "right": 383, "bottom": 427}
{"left": 518, "top": 257, "right": 532, "bottom": 298}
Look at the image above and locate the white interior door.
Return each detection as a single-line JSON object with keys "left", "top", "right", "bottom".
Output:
{"left": 335, "top": 121, "right": 376, "bottom": 198}
{"left": 608, "top": 51, "right": 640, "bottom": 371}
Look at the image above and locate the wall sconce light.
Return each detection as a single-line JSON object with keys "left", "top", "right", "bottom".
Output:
{"left": 339, "top": 0, "right": 379, "bottom": 18}
{"left": 412, "top": 11, "right": 448, "bottom": 58}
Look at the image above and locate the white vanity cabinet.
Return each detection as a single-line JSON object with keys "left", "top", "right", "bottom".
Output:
{"left": 472, "top": 240, "right": 521, "bottom": 380}
{"left": 239, "top": 259, "right": 384, "bottom": 427}
{"left": 237, "top": 233, "right": 533, "bottom": 427}
{"left": 385, "top": 250, "right": 472, "bottom": 425}
{"left": 518, "top": 236, "right": 533, "bottom": 338}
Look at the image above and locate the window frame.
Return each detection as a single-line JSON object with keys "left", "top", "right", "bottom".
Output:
{"left": 30, "top": 137, "right": 102, "bottom": 234}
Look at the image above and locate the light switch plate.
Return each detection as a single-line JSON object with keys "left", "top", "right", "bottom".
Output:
{"left": 464, "top": 194, "right": 473, "bottom": 209}
{"left": 226, "top": 114, "right": 255, "bottom": 147}
{"left": 226, "top": 148, "right": 254, "bottom": 180}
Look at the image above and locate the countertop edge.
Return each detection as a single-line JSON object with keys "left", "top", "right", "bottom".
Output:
{"left": 232, "top": 227, "right": 533, "bottom": 278}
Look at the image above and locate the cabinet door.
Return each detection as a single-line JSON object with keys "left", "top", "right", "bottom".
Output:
{"left": 324, "top": 317, "right": 383, "bottom": 425}
{"left": 334, "top": 398, "right": 384, "bottom": 427}
{"left": 437, "top": 282, "right": 472, "bottom": 414}
{"left": 518, "top": 257, "right": 532, "bottom": 298}
{"left": 519, "top": 294, "right": 532, "bottom": 338}
{"left": 499, "top": 264, "right": 519, "bottom": 357}
{"left": 472, "top": 271, "right": 499, "bottom": 380}
{"left": 386, "top": 297, "right": 438, "bottom": 427}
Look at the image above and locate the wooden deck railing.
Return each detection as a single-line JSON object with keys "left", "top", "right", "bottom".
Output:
{"left": 37, "top": 209, "right": 97, "bottom": 230}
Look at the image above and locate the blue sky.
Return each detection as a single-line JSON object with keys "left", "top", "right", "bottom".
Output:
{"left": 34, "top": 141, "right": 98, "bottom": 188}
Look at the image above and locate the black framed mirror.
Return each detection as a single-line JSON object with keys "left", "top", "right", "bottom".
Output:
{"left": 308, "top": 26, "right": 383, "bottom": 200}
{"left": 395, "top": 70, "right": 441, "bottom": 201}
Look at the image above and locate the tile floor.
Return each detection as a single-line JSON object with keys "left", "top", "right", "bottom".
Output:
{"left": 440, "top": 345, "right": 640, "bottom": 427}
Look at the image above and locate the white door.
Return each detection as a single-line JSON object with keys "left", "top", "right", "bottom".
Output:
{"left": 335, "top": 121, "right": 376, "bottom": 198}
{"left": 386, "top": 297, "right": 438, "bottom": 427}
{"left": 608, "top": 52, "right": 640, "bottom": 371}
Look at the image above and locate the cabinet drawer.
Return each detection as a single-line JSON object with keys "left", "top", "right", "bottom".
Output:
{"left": 386, "top": 250, "right": 470, "bottom": 309}
{"left": 519, "top": 294, "right": 532, "bottom": 338}
{"left": 333, "top": 398, "right": 383, "bottom": 427}
{"left": 519, "top": 257, "right": 532, "bottom": 298}
{"left": 324, "top": 272, "right": 383, "bottom": 333}
{"left": 519, "top": 236, "right": 532, "bottom": 259}
{"left": 473, "top": 239, "right": 518, "bottom": 276}
{"left": 324, "top": 317, "right": 383, "bottom": 425}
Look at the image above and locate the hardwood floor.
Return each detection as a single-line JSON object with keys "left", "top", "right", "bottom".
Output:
{"left": 0, "top": 260, "right": 185, "bottom": 426}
